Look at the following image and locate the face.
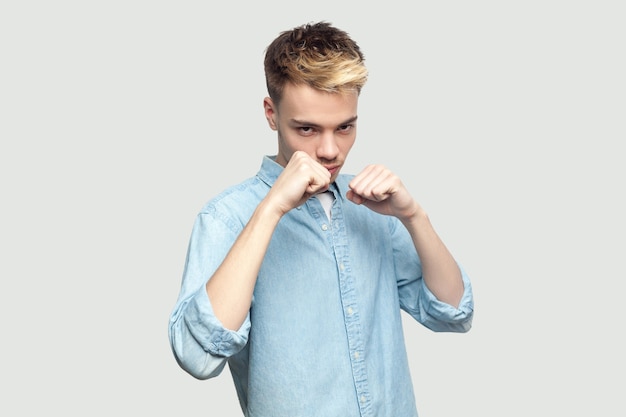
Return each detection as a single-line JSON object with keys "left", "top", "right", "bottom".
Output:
{"left": 264, "top": 83, "right": 358, "bottom": 183}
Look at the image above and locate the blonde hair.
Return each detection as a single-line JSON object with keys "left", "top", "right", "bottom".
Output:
{"left": 264, "top": 21, "right": 368, "bottom": 103}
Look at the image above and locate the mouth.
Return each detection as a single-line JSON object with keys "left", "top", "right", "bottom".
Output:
{"left": 325, "top": 165, "right": 340, "bottom": 175}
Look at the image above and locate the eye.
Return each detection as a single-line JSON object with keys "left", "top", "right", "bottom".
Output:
{"left": 337, "top": 124, "right": 354, "bottom": 134}
{"left": 298, "top": 126, "right": 316, "bottom": 136}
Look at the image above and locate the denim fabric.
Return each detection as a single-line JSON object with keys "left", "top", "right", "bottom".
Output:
{"left": 169, "top": 156, "right": 474, "bottom": 417}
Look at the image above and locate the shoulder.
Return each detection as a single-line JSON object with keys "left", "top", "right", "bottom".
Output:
{"left": 197, "top": 176, "right": 268, "bottom": 229}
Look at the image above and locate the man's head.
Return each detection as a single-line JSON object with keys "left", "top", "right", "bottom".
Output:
{"left": 263, "top": 22, "right": 368, "bottom": 179}
{"left": 264, "top": 21, "right": 368, "bottom": 105}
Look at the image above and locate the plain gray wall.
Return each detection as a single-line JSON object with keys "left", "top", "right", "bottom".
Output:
{"left": 2, "top": 1, "right": 624, "bottom": 416}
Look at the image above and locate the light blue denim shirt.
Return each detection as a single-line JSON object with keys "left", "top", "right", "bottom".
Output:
{"left": 169, "top": 156, "right": 474, "bottom": 417}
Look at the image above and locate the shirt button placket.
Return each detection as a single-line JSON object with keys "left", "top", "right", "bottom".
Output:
{"left": 331, "top": 200, "right": 371, "bottom": 415}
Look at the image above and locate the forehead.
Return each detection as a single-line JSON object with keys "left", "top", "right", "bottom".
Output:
{"left": 278, "top": 83, "right": 358, "bottom": 124}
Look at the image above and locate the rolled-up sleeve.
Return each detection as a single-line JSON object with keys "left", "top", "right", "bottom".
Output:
{"left": 393, "top": 218, "right": 474, "bottom": 333}
{"left": 407, "top": 265, "right": 474, "bottom": 332}
{"left": 168, "top": 209, "right": 251, "bottom": 379}
{"left": 169, "top": 288, "right": 250, "bottom": 379}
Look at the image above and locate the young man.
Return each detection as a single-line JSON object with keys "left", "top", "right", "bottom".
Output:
{"left": 169, "top": 21, "right": 474, "bottom": 416}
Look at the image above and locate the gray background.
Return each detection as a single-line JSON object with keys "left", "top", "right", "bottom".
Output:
{"left": 2, "top": 1, "right": 624, "bottom": 416}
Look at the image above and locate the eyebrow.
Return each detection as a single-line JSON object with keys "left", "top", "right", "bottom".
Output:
{"left": 290, "top": 115, "right": 358, "bottom": 128}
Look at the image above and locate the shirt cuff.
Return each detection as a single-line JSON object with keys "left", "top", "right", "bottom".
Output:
{"left": 421, "top": 265, "right": 474, "bottom": 326}
{"left": 186, "top": 288, "right": 251, "bottom": 357}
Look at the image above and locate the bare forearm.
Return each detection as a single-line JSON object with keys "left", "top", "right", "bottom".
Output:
{"left": 206, "top": 200, "right": 282, "bottom": 330}
{"left": 402, "top": 209, "right": 464, "bottom": 308}
{"left": 205, "top": 152, "right": 332, "bottom": 330}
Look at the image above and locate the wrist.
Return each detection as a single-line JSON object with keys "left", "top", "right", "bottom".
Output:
{"left": 256, "top": 198, "right": 286, "bottom": 224}
{"left": 401, "top": 204, "right": 429, "bottom": 230}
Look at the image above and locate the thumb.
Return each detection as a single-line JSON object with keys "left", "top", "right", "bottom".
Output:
{"left": 346, "top": 189, "right": 365, "bottom": 205}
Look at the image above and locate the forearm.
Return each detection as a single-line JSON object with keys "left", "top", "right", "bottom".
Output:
{"left": 402, "top": 208, "right": 464, "bottom": 308}
{"left": 206, "top": 199, "right": 282, "bottom": 330}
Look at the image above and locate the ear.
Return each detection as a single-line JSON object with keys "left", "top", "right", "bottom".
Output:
{"left": 263, "top": 97, "right": 278, "bottom": 131}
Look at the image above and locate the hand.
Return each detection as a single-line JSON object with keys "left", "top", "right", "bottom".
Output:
{"left": 267, "top": 151, "right": 331, "bottom": 215}
{"left": 347, "top": 164, "right": 419, "bottom": 221}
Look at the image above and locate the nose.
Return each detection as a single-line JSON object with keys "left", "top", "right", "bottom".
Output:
{"left": 316, "top": 132, "right": 339, "bottom": 161}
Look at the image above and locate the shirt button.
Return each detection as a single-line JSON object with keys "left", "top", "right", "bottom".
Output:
{"left": 360, "top": 395, "right": 366, "bottom": 403}
{"left": 339, "top": 263, "right": 345, "bottom": 271}
{"left": 321, "top": 224, "right": 328, "bottom": 231}
{"left": 347, "top": 307, "right": 353, "bottom": 316}
{"left": 354, "top": 352, "right": 360, "bottom": 359}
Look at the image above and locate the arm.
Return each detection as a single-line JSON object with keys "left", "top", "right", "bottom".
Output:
{"left": 207, "top": 151, "right": 331, "bottom": 330}
{"left": 347, "top": 164, "right": 464, "bottom": 307}
{"left": 170, "top": 152, "right": 331, "bottom": 378}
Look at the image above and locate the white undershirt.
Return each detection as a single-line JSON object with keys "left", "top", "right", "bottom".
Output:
{"left": 316, "top": 191, "right": 334, "bottom": 219}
